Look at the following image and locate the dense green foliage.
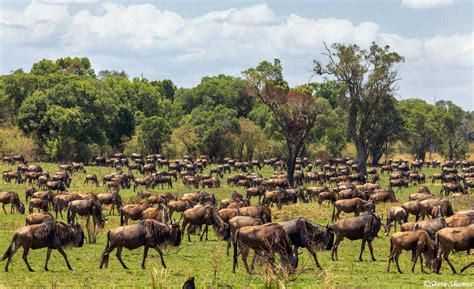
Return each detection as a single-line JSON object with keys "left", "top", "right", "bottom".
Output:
{"left": 0, "top": 51, "right": 472, "bottom": 162}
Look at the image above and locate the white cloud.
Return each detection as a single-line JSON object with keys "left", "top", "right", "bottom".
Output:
{"left": 1, "top": 1, "right": 472, "bottom": 109}
{"left": 401, "top": 0, "right": 454, "bottom": 9}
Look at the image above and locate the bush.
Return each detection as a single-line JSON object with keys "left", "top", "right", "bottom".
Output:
{"left": 0, "top": 127, "right": 36, "bottom": 160}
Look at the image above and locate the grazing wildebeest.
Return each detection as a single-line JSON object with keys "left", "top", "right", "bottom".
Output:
{"left": 232, "top": 223, "right": 296, "bottom": 274}
{"left": 369, "top": 188, "right": 397, "bottom": 203}
{"left": 279, "top": 218, "right": 334, "bottom": 270}
{"left": 387, "top": 230, "right": 435, "bottom": 273}
{"left": 25, "top": 187, "right": 37, "bottom": 203}
{"left": 99, "top": 220, "right": 181, "bottom": 269}
{"left": 25, "top": 212, "right": 54, "bottom": 225}
{"left": 332, "top": 198, "right": 375, "bottom": 222}
{"left": 181, "top": 205, "right": 229, "bottom": 242}
{"left": 53, "top": 193, "right": 82, "bottom": 218}
{"left": 46, "top": 181, "right": 67, "bottom": 193}
{"left": 0, "top": 191, "right": 25, "bottom": 214}
{"left": 226, "top": 216, "right": 263, "bottom": 256}
{"left": 413, "top": 217, "right": 448, "bottom": 239}
{"left": 385, "top": 206, "right": 408, "bottom": 236}
{"left": 440, "top": 183, "right": 466, "bottom": 196}
{"left": 331, "top": 212, "right": 382, "bottom": 261}
{"left": 238, "top": 206, "right": 272, "bottom": 223}
{"left": 67, "top": 199, "right": 105, "bottom": 243}
{"left": 419, "top": 199, "right": 454, "bottom": 220}
{"left": 97, "top": 191, "right": 123, "bottom": 215}
{"left": 29, "top": 198, "right": 49, "bottom": 214}
{"left": 2, "top": 221, "right": 84, "bottom": 272}
{"left": 435, "top": 225, "right": 474, "bottom": 274}
{"left": 120, "top": 203, "right": 151, "bottom": 225}
{"left": 84, "top": 174, "right": 99, "bottom": 187}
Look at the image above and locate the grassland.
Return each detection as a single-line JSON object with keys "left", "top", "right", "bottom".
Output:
{"left": 0, "top": 162, "right": 472, "bottom": 288}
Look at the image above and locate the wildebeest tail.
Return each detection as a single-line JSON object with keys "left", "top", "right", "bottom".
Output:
{"left": 67, "top": 203, "right": 73, "bottom": 224}
{"left": 120, "top": 209, "right": 124, "bottom": 226}
{"left": 1, "top": 233, "right": 17, "bottom": 261}
{"left": 99, "top": 230, "right": 111, "bottom": 268}
{"left": 331, "top": 201, "right": 336, "bottom": 223}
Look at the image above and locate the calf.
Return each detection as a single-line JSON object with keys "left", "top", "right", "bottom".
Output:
{"left": 387, "top": 230, "right": 435, "bottom": 273}
{"left": 384, "top": 206, "right": 408, "bottom": 236}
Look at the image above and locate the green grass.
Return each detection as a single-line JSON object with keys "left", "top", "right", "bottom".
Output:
{"left": 0, "top": 163, "right": 473, "bottom": 288}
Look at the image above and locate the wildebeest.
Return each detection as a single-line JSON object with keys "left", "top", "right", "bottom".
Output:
{"left": 387, "top": 230, "right": 435, "bottom": 273}
{"left": 2, "top": 221, "right": 84, "bottom": 272}
{"left": 369, "top": 188, "right": 397, "bottom": 203}
{"left": 84, "top": 174, "right": 99, "bottom": 187}
{"left": 0, "top": 191, "right": 25, "bottom": 214}
{"left": 279, "top": 218, "right": 334, "bottom": 270}
{"left": 384, "top": 206, "right": 408, "bottom": 236}
{"left": 53, "top": 193, "right": 82, "bottom": 218}
{"left": 141, "top": 206, "right": 169, "bottom": 223}
{"left": 99, "top": 220, "right": 181, "bottom": 269}
{"left": 29, "top": 198, "right": 49, "bottom": 214}
{"left": 419, "top": 199, "right": 454, "bottom": 220}
{"left": 97, "top": 191, "right": 123, "bottom": 215}
{"left": 182, "top": 205, "right": 229, "bottom": 242}
{"left": 413, "top": 217, "right": 448, "bottom": 239}
{"left": 331, "top": 212, "right": 382, "bottom": 261}
{"left": 25, "top": 212, "right": 54, "bottom": 225}
{"left": 434, "top": 225, "right": 474, "bottom": 274}
{"left": 46, "top": 181, "right": 67, "bottom": 193}
{"left": 67, "top": 199, "right": 105, "bottom": 243}
{"left": 445, "top": 214, "right": 474, "bottom": 227}
{"left": 120, "top": 203, "right": 151, "bottom": 225}
{"left": 238, "top": 206, "right": 272, "bottom": 223}
{"left": 402, "top": 201, "right": 421, "bottom": 221}
{"left": 226, "top": 216, "right": 263, "bottom": 255}
{"left": 332, "top": 198, "right": 375, "bottom": 222}
{"left": 168, "top": 200, "right": 194, "bottom": 220}
{"left": 232, "top": 223, "right": 296, "bottom": 274}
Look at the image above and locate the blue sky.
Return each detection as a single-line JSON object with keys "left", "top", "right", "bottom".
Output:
{"left": 1, "top": 0, "right": 473, "bottom": 109}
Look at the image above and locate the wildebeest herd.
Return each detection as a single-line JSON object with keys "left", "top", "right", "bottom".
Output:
{"left": 0, "top": 154, "right": 473, "bottom": 282}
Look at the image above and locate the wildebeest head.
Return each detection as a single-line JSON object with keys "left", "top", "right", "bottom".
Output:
{"left": 18, "top": 202, "right": 25, "bottom": 214}
{"left": 71, "top": 223, "right": 85, "bottom": 248}
{"left": 171, "top": 222, "right": 181, "bottom": 246}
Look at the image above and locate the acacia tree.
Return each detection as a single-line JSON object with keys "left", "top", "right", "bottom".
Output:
{"left": 314, "top": 43, "right": 404, "bottom": 174}
{"left": 243, "top": 59, "right": 328, "bottom": 186}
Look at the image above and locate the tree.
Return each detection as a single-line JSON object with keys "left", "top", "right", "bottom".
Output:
{"left": 137, "top": 116, "right": 172, "bottom": 154}
{"left": 435, "top": 100, "right": 470, "bottom": 160}
{"left": 233, "top": 118, "right": 268, "bottom": 161}
{"left": 243, "top": 59, "right": 328, "bottom": 186}
{"left": 152, "top": 79, "right": 176, "bottom": 102}
{"left": 314, "top": 42, "right": 404, "bottom": 174}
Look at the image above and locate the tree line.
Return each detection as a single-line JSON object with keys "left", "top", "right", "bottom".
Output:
{"left": 0, "top": 44, "right": 472, "bottom": 169}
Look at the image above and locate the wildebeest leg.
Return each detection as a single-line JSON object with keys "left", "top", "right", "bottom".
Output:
{"left": 22, "top": 247, "right": 34, "bottom": 272}
{"left": 358, "top": 239, "right": 366, "bottom": 261}
{"left": 200, "top": 224, "right": 207, "bottom": 241}
{"left": 387, "top": 248, "right": 394, "bottom": 273}
{"left": 395, "top": 249, "right": 403, "bottom": 273}
{"left": 242, "top": 249, "right": 252, "bottom": 274}
{"left": 419, "top": 251, "right": 424, "bottom": 273}
{"left": 44, "top": 248, "right": 53, "bottom": 271}
{"left": 153, "top": 246, "right": 167, "bottom": 268}
{"left": 308, "top": 247, "right": 323, "bottom": 270}
{"left": 4, "top": 242, "right": 21, "bottom": 272}
{"left": 141, "top": 246, "right": 149, "bottom": 269}
{"left": 368, "top": 241, "right": 376, "bottom": 261}
{"left": 2, "top": 204, "right": 7, "bottom": 214}
{"left": 331, "top": 235, "right": 343, "bottom": 261}
{"left": 115, "top": 246, "right": 128, "bottom": 269}
{"left": 412, "top": 250, "right": 419, "bottom": 273}
{"left": 460, "top": 262, "right": 474, "bottom": 273}
{"left": 57, "top": 247, "right": 72, "bottom": 270}
{"left": 443, "top": 252, "right": 457, "bottom": 274}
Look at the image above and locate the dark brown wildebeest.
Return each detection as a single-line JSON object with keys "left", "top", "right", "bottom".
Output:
{"left": 201, "top": 176, "right": 220, "bottom": 189}
{"left": 279, "top": 218, "right": 334, "bottom": 270}
{"left": 389, "top": 179, "right": 408, "bottom": 192}
{"left": 120, "top": 203, "right": 151, "bottom": 225}
{"left": 419, "top": 199, "right": 454, "bottom": 220}
{"left": 435, "top": 225, "right": 474, "bottom": 273}
{"left": 67, "top": 199, "right": 105, "bottom": 243}
{"left": 226, "top": 216, "right": 263, "bottom": 256}
{"left": 413, "top": 217, "right": 448, "bottom": 239}
{"left": 331, "top": 198, "right": 375, "bottom": 222}
{"left": 387, "top": 230, "right": 435, "bottom": 273}
{"left": 46, "top": 181, "right": 67, "bottom": 193}
{"left": 238, "top": 206, "right": 272, "bottom": 223}
{"left": 181, "top": 205, "right": 229, "bottom": 242}
{"left": 220, "top": 192, "right": 245, "bottom": 209}
{"left": 384, "top": 206, "right": 408, "bottom": 236}
{"left": 331, "top": 212, "right": 382, "bottom": 261}
{"left": 0, "top": 191, "right": 25, "bottom": 214}
{"left": 84, "top": 174, "right": 99, "bottom": 187}
{"left": 97, "top": 191, "right": 123, "bottom": 215}
{"left": 402, "top": 201, "right": 421, "bottom": 221}
{"left": 2, "top": 221, "right": 84, "bottom": 272}
{"left": 232, "top": 223, "right": 296, "bottom": 274}
{"left": 53, "top": 193, "right": 82, "bottom": 218}
{"left": 440, "top": 183, "right": 466, "bottom": 196}
{"left": 26, "top": 212, "right": 54, "bottom": 225}
{"left": 3, "top": 171, "right": 23, "bottom": 184}
{"left": 25, "top": 187, "right": 37, "bottom": 203}
{"left": 72, "top": 162, "right": 86, "bottom": 173}
{"left": 99, "top": 220, "right": 181, "bottom": 269}
{"left": 29, "top": 198, "right": 49, "bottom": 214}
{"left": 369, "top": 188, "right": 397, "bottom": 203}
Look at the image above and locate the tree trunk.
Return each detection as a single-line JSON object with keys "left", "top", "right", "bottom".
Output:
{"left": 416, "top": 151, "right": 426, "bottom": 161}
{"left": 355, "top": 140, "right": 367, "bottom": 175}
